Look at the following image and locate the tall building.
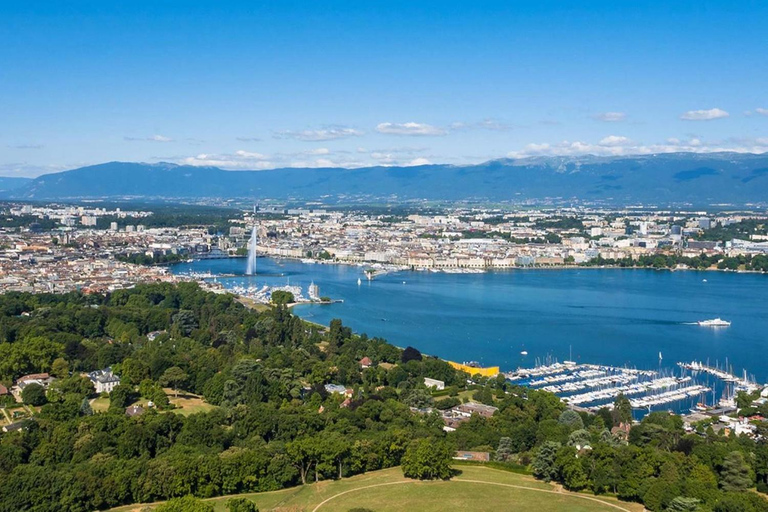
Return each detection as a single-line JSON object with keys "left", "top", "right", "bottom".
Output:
{"left": 80, "top": 215, "right": 98, "bottom": 226}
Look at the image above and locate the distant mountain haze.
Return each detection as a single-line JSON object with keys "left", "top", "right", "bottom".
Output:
{"left": 0, "top": 177, "right": 32, "bottom": 193}
{"left": 3, "top": 153, "right": 768, "bottom": 205}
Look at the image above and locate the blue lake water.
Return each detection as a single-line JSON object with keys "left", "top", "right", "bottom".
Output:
{"left": 172, "top": 257, "right": 768, "bottom": 385}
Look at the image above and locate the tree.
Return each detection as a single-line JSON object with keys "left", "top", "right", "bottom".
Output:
{"left": 568, "top": 429, "right": 591, "bottom": 448}
{"left": 403, "top": 389, "right": 433, "bottom": 409}
{"left": 401, "top": 346, "right": 422, "bottom": 363}
{"left": 21, "top": 383, "right": 47, "bottom": 406}
{"left": 495, "top": 437, "right": 514, "bottom": 462}
{"left": 720, "top": 451, "right": 753, "bottom": 492}
{"left": 287, "top": 436, "right": 321, "bottom": 484}
{"left": 79, "top": 397, "right": 93, "bottom": 416}
{"left": 156, "top": 495, "right": 214, "bottom": 512}
{"left": 160, "top": 366, "right": 188, "bottom": 398}
{"left": 666, "top": 497, "right": 700, "bottom": 512}
{"left": 50, "top": 357, "right": 70, "bottom": 379}
{"left": 401, "top": 438, "right": 453, "bottom": 480}
{"left": 109, "top": 383, "right": 136, "bottom": 410}
{"left": 532, "top": 441, "right": 560, "bottom": 482}
{"left": 613, "top": 393, "right": 633, "bottom": 425}
{"left": 172, "top": 309, "right": 198, "bottom": 337}
{"left": 558, "top": 409, "right": 584, "bottom": 431}
{"left": 270, "top": 291, "right": 294, "bottom": 305}
{"left": 226, "top": 497, "right": 259, "bottom": 512}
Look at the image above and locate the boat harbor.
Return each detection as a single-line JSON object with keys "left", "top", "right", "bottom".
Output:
{"left": 505, "top": 358, "right": 759, "bottom": 417}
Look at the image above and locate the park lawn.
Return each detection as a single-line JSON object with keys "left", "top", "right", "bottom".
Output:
{"left": 90, "top": 396, "right": 111, "bottom": 413}
{"left": 90, "top": 391, "right": 215, "bottom": 416}
{"left": 109, "top": 465, "right": 644, "bottom": 512}
{"left": 235, "top": 296, "right": 270, "bottom": 313}
{"left": 163, "top": 389, "right": 216, "bottom": 416}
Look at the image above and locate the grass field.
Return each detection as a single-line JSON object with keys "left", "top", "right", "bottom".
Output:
{"left": 89, "top": 390, "right": 216, "bottom": 417}
{"left": 109, "top": 465, "right": 645, "bottom": 512}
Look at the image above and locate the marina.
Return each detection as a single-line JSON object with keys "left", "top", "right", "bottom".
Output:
{"left": 505, "top": 360, "right": 744, "bottom": 416}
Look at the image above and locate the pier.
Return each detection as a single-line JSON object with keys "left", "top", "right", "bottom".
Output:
{"left": 678, "top": 361, "right": 759, "bottom": 393}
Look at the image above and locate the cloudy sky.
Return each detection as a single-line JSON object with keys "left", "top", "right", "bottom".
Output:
{"left": 1, "top": 1, "right": 767, "bottom": 177}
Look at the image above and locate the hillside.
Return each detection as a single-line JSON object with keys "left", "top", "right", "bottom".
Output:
{"left": 0, "top": 176, "right": 32, "bottom": 193}
{"left": 109, "top": 466, "right": 644, "bottom": 512}
{"left": 3, "top": 152, "right": 768, "bottom": 205}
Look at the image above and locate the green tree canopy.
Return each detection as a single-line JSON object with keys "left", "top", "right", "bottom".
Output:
{"left": 401, "top": 438, "right": 453, "bottom": 480}
{"left": 21, "top": 383, "right": 47, "bottom": 406}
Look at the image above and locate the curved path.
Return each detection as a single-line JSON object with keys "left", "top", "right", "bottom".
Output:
{"left": 311, "top": 477, "right": 634, "bottom": 512}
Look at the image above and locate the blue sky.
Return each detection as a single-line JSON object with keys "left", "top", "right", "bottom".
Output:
{"left": 1, "top": 1, "right": 767, "bottom": 177}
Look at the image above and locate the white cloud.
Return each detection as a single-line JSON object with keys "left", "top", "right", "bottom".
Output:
{"left": 182, "top": 150, "right": 271, "bottom": 169}
{"left": 450, "top": 119, "right": 511, "bottom": 131}
{"left": 287, "top": 157, "right": 368, "bottom": 169}
{"left": 593, "top": 112, "right": 627, "bottom": 122}
{"left": 376, "top": 122, "right": 447, "bottom": 136}
{"left": 680, "top": 108, "right": 729, "bottom": 121}
{"left": 124, "top": 134, "right": 174, "bottom": 142}
{"left": 273, "top": 127, "right": 363, "bottom": 141}
{"left": 302, "top": 148, "right": 330, "bottom": 155}
{"left": 508, "top": 136, "right": 768, "bottom": 158}
{"left": 234, "top": 150, "right": 268, "bottom": 159}
{"left": 406, "top": 157, "right": 432, "bottom": 166}
{"left": 598, "top": 135, "right": 631, "bottom": 146}
{"left": 235, "top": 136, "right": 261, "bottom": 142}
{"left": 755, "top": 108, "right": 768, "bottom": 116}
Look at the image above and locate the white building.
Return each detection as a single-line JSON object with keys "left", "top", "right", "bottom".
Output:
{"left": 88, "top": 368, "right": 121, "bottom": 394}
{"left": 424, "top": 377, "right": 445, "bottom": 390}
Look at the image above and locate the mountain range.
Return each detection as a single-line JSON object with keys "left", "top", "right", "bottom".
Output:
{"left": 2, "top": 152, "right": 768, "bottom": 205}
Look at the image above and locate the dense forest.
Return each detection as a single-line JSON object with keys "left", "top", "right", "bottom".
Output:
{"left": 0, "top": 284, "right": 766, "bottom": 511}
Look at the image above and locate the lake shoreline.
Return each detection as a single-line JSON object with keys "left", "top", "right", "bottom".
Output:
{"left": 235, "top": 255, "right": 768, "bottom": 276}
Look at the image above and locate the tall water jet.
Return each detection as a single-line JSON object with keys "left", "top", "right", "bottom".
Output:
{"left": 246, "top": 225, "right": 258, "bottom": 275}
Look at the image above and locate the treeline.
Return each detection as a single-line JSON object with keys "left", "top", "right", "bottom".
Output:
{"left": 585, "top": 253, "right": 768, "bottom": 271}
{"left": 0, "top": 284, "right": 766, "bottom": 511}
{"left": 460, "top": 230, "right": 561, "bottom": 244}
{"left": 95, "top": 205, "right": 235, "bottom": 234}
{"left": 0, "top": 214, "right": 59, "bottom": 231}
{"left": 698, "top": 219, "right": 767, "bottom": 243}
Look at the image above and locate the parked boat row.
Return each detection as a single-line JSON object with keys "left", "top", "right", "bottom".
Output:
{"left": 630, "top": 385, "right": 710, "bottom": 409}
{"left": 529, "top": 369, "right": 608, "bottom": 388}
{"left": 562, "top": 376, "right": 686, "bottom": 406}
{"left": 678, "top": 361, "right": 759, "bottom": 392}
{"left": 544, "top": 373, "right": 642, "bottom": 394}
{"left": 506, "top": 362, "right": 655, "bottom": 382}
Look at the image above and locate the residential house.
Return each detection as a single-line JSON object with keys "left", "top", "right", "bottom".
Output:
{"left": 87, "top": 367, "right": 121, "bottom": 394}
{"left": 125, "top": 405, "right": 145, "bottom": 417}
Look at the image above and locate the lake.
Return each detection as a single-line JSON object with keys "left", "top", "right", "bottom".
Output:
{"left": 171, "top": 257, "right": 767, "bottom": 385}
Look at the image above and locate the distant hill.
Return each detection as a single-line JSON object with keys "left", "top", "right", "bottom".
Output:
{"left": 3, "top": 153, "right": 768, "bottom": 205}
{"left": 0, "top": 177, "right": 32, "bottom": 193}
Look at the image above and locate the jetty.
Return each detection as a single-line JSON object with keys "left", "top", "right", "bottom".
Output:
{"left": 678, "top": 361, "right": 759, "bottom": 392}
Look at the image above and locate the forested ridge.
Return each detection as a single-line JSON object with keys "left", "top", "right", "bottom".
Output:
{"left": 0, "top": 284, "right": 766, "bottom": 511}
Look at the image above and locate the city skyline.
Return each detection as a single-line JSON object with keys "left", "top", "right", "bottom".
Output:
{"left": 2, "top": 1, "right": 768, "bottom": 177}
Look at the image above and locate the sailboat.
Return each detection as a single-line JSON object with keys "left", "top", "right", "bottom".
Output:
{"left": 658, "top": 351, "right": 663, "bottom": 361}
{"left": 357, "top": 278, "right": 362, "bottom": 286}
